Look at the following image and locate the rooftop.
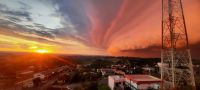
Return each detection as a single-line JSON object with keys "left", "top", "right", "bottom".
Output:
{"left": 125, "top": 75, "right": 161, "bottom": 84}
{"left": 109, "top": 75, "right": 124, "bottom": 82}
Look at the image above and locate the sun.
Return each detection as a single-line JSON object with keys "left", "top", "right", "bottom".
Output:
{"left": 36, "top": 49, "right": 49, "bottom": 54}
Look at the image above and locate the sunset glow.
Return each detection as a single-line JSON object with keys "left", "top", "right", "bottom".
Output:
{"left": 0, "top": 0, "right": 199, "bottom": 58}
{"left": 36, "top": 49, "right": 49, "bottom": 54}
{"left": 0, "top": 1, "right": 199, "bottom": 90}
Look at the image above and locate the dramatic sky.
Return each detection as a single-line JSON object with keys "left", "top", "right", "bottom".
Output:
{"left": 0, "top": 0, "right": 199, "bottom": 58}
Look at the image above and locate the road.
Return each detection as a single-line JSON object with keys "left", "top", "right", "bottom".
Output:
{"left": 14, "top": 65, "right": 70, "bottom": 90}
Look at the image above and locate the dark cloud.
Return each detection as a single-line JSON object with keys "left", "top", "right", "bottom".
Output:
{"left": 190, "top": 42, "right": 200, "bottom": 59}
{"left": 33, "top": 23, "right": 53, "bottom": 31}
{"left": 51, "top": 0, "right": 90, "bottom": 37}
{"left": 5, "top": 16, "right": 22, "bottom": 22}
{"left": 32, "top": 30, "right": 55, "bottom": 39}
{"left": 18, "top": 1, "right": 32, "bottom": 10}
{"left": 0, "top": 3, "right": 8, "bottom": 9}
{"left": 0, "top": 18, "right": 86, "bottom": 47}
{"left": 49, "top": 28, "right": 91, "bottom": 46}
{"left": 0, "top": 19, "right": 14, "bottom": 25}
{"left": 118, "top": 45, "right": 161, "bottom": 58}
{"left": 2, "top": 10, "right": 32, "bottom": 21}
{"left": 0, "top": 19, "right": 55, "bottom": 39}
{"left": 0, "top": 26, "right": 72, "bottom": 46}
{"left": 113, "top": 42, "right": 200, "bottom": 59}
{"left": 0, "top": 3, "right": 32, "bottom": 21}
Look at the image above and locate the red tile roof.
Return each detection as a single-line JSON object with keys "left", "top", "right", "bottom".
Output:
{"left": 125, "top": 75, "right": 161, "bottom": 84}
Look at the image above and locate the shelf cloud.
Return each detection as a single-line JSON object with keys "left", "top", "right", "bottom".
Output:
{"left": 0, "top": 0, "right": 199, "bottom": 58}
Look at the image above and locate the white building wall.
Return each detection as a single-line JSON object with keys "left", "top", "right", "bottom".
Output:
{"left": 109, "top": 75, "right": 161, "bottom": 90}
{"left": 130, "top": 81, "right": 137, "bottom": 88}
{"left": 108, "top": 75, "right": 125, "bottom": 90}
{"left": 153, "top": 83, "right": 160, "bottom": 89}
{"left": 138, "top": 84, "right": 151, "bottom": 89}
{"left": 137, "top": 83, "right": 160, "bottom": 89}
{"left": 108, "top": 76, "right": 115, "bottom": 90}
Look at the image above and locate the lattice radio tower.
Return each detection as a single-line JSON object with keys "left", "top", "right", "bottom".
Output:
{"left": 161, "top": 0, "right": 196, "bottom": 89}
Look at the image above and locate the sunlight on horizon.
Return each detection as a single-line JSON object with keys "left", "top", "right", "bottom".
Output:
{"left": 35, "top": 49, "right": 50, "bottom": 54}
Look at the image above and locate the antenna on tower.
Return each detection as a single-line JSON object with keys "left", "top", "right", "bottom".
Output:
{"left": 161, "top": 0, "right": 196, "bottom": 89}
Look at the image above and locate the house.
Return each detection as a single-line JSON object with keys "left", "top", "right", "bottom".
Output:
{"left": 108, "top": 74, "right": 161, "bottom": 90}
{"left": 108, "top": 75, "right": 124, "bottom": 90}
{"left": 125, "top": 75, "right": 161, "bottom": 90}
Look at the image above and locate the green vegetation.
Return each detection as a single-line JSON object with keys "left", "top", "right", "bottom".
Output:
{"left": 98, "top": 84, "right": 111, "bottom": 90}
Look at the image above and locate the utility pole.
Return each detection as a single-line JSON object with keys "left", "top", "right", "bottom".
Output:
{"left": 161, "top": 0, "right": 196, "bottom": 89}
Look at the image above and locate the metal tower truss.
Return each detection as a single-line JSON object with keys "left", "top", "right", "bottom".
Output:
{"left": 161, "top": 0, "right": 196, "bottom": 89}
